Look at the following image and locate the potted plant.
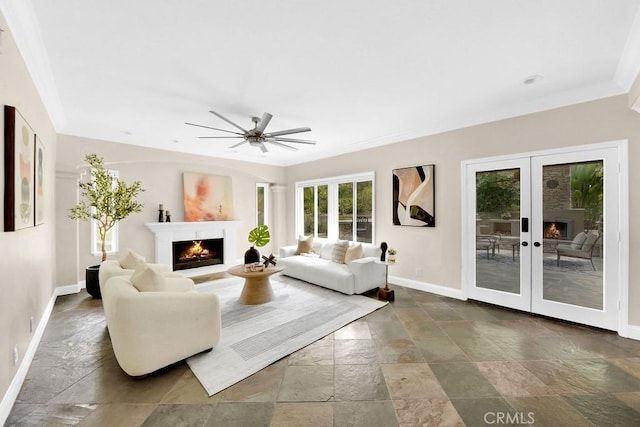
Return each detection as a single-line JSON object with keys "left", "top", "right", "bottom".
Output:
{"left": 387, "top": 248, "right": 397, "bottom": 263}
{"left": 245, "top": 224, "right": 270, "bottom": 264}
{"left": 69, "top": 154, "right": 144, "bottom": 298}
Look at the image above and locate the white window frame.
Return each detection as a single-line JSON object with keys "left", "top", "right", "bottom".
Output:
{"left": 295, "top": 171, "right": 375, "bottom": 243}
{"left": 90, "top": 169, "right": 119, "bottom": 257}
{"left": 256, "top": 182, "right": 270, "bottom": 227}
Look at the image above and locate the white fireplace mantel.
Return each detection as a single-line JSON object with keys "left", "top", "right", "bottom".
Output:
{"left": 145, "top": 221, "right": 241, "bottom": 276}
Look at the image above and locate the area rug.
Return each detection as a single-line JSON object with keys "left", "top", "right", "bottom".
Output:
{"left": 187, "top": 274, "right": 387, "bottom": 396}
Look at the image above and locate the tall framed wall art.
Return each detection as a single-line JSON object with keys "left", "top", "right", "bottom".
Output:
{"left": 392, "top": 164, "right": 435, "bottom": 227}
{"left": 4, "top": 105, "right": 35, "bottom": 231}
{"left": 34, "top": 135, "right": 45, "bottom": 226}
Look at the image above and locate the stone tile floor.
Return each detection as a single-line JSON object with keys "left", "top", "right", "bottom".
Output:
{"left": 6, "top": 283, "right": 640, "bottom": 426}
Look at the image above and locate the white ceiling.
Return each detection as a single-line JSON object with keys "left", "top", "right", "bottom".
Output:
{"left": 3, "top": 0, "right": 640, "bottom": 166}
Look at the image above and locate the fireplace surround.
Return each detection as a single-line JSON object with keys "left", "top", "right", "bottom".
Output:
{"left": 145, "top": 221, "right": 241, "bottom": 276}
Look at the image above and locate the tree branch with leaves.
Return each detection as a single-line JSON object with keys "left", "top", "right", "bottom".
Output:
{"left": 69, "top": 154, "right": 144, "bottom": 261}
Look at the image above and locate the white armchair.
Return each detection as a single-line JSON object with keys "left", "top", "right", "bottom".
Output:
{"left": 102, "top": 274, "right": 221, "bottom": 376}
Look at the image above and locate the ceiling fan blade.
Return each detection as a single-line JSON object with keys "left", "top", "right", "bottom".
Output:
{"left": 272, "top": 137, "right": 316, "bottom": 145}
{"left": 268, "top": 140, "right": 299, "bottom": 151}
{"left": 209, "top": 110, "right": 248, "bottom": 133}
{"left": 198, "top": 136, "right": 244, "bottom": 139}
{"left": 259, "top": 142, "right": 268, "bottom": 153}
{"left": 229, "top": 140, "right": 248, "bottom": 148}
{"left": 265, "top": 127, "right": 311, "bottom": 137}
{"left": 185, "top": 122, "right": 244, "bottom": 135}
{"left": 255, "top": 112, "right": 273, "bottom": 134}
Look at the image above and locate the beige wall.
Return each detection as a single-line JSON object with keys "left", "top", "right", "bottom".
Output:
{"left": 56, "top": 135, "right": 286, "bottom": 281}
{"left": 0, "top": 12, "right": 57, "bottom": 401}
{"left": 286, "top": 94, "right": 640, "bottom": 325}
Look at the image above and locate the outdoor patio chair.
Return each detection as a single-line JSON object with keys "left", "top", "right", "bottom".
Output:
{"left": 556, "top": 231, "right": 601, "bottom": 271}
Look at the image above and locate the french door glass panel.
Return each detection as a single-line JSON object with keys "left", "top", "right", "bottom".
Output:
{"left": 531, "top": 149, "right": 618, "bottom": 330}
{"left": 467, "top": 158, "right": 531, "bottom": 312}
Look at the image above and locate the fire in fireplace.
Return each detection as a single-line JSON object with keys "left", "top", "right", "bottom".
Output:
{"left": 543, "top": 220, "right": 572, "bottom": 240}
{"left": 172, "top": 238, "right": 223, "bottom": 271}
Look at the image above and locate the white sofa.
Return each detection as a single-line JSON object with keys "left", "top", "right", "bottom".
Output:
{"left": 102, "top": 272, "right": 221, "bottom": 376}
{"left": 278, "top": 238, "right": 386, "bottom": 295}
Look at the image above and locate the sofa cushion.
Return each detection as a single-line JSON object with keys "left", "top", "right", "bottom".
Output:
{"left": 296, "top": 235, "right": 314, "bottom": 255}
{"left": 320, "top": 242, "right": 334, "bottom": 260}
{"left": 332, "top": 240, "right": 349, "bottom": 264}
{"left": 118, "top": 248, "right": 147, "bottom": 270}
{"left": 131, "top": 266, "right": 167, "bottom": 292}
{"left": 344, "top": 243, "right": 363, "bottom": 263}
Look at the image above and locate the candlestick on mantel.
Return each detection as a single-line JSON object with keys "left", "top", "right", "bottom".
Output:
{"left": 159, "top": 203, "right": 164, "bottom": 210}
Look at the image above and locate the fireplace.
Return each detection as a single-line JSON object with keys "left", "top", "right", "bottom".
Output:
{"left": 172, "top": 238, "right": 223, "bottom": 271}
{"left": 145, "top": 221, "right": 241, "bottom": 276}
{"left": 543, "top": 219, "right": 573, "bottom": 240}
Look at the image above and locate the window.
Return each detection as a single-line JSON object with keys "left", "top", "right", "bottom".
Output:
{"left": 90, "top": 169, "right": 119, "bottom": 257}
{"left": 296, "top": 172, "right": 374, "bottom": 243}
{"left": 256, "top": 183, "right": 270, "bottom": 226}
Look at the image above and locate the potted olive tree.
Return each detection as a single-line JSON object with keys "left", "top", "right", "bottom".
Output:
{"left": 69, "top": 154, "right": 144, "bottom": 298}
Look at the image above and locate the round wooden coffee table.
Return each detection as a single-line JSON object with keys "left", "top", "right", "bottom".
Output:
{"left": 227, "top": 265, "right": 284, "bottom": 305}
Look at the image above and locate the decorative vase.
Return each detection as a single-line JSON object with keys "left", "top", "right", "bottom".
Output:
{"left": 388, "top": 254, "right": 396, "bottom": 263}
{"left": 244, "top": 246, "right": 261, "bottom": 264}
{"left": 85, "top": 264, "right": 101, "bottom": 299}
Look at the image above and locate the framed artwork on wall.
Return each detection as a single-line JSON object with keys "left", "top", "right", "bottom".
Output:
{"left": 183, "top": 172, "right": 234, "bottom": 221}
{"left": 392, "top": 164, "right": 435, "bottom": 227}
{"left": 4, "top": 105, "right": 35, "bottom": 231}
{"left": 34, "top": 135, "right": 45, "bottom": 226}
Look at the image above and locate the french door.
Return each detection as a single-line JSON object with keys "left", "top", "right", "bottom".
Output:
{"left": 465, "top": 145, "right": 622, "bottom": 330}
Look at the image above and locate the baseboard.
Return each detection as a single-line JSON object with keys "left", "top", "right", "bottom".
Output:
{"left": 619, "top": 323, "right": 640, "bottom": 341}
{"left": 0, "top": 288, "right": 58, "bottom": 426}
{"left": 56, "top": 282, "right": 84, "bottom": 296}
{"left": 388, "top": 276, "right": 466, "bottom": 300}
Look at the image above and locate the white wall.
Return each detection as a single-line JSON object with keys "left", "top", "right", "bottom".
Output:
{"left": 286, "top": 94, "right": 640, "bottom": 325}
{"left": 55, "top": 135, "right": 286, "bottom": 281}
{"left": 0, "top": 10, "right": 57, "bottom": 404}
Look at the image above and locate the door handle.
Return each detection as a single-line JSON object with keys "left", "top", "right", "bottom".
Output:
{"left": 521, "top": 242, "right": 529, "bottom": 247}
{"left": 533, "top": 242, "right": 541, "bottom": 247}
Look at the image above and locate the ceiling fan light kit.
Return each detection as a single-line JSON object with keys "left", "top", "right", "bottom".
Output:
{"left": 186, "top": 110, "right": 315, "bottom": 153}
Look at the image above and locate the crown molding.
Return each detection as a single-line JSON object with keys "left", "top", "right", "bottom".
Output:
{"left": 614, "top": 5, "right": 640, "bottom": 91}
{"left": 0, "top": 0, "right": 65, "bottom": 130}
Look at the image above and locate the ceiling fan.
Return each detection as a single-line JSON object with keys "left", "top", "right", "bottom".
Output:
{"left": 186, "top": 110, "right": 315, "bottom": 153}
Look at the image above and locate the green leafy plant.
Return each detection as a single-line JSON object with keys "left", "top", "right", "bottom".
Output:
{"left": 248, "top": 224, "right": 270, "bottom": 248}
{"left": 69, "top": 153, "right": 144, "bottom": 261}
{"left": 387, "top": 248, "right": 397, "bottom": 255}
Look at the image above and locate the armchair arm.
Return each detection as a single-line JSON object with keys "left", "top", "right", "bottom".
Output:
{"left": 108, "top": 291, "right": 221, "bottom": 376}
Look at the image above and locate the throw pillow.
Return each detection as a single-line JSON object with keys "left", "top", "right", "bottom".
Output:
{"left": 344, "top": 243, "right": 363, "bottom": 263}
{"left": 118, "top": 248, "right": 147, "bottom": 269}
{"left": 331, "top": 240, "right": 350, "bottom": 264}
{"left": 296, "top": 235, "right": 314, "bottom": 255}
{"left": 570, "top": 232, "right": 588, "bottom": 250}
{"left": 131, "top": 266, "right": 167, "bottom": 292}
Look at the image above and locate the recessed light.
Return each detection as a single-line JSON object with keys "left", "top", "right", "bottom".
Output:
{"left": 121, "top": 130, "right": 133, "bottom": 135}
{"left": 523, "top": 75, "right": 544, "bottom": 85}
{"left": 170, "top": 139, "right": 179, "bottom": 143}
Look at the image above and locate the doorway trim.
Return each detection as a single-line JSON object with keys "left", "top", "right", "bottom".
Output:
{"left": 461, "top": 139, "right": 629, "bottom": 335}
